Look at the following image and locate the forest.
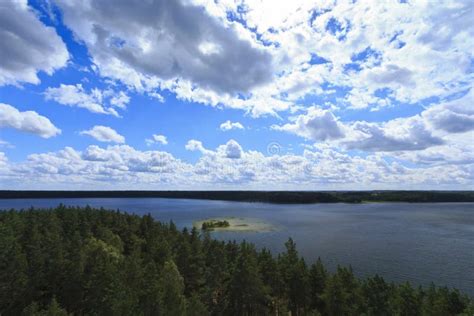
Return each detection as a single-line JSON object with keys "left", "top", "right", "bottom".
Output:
{"left": 1, "top": 190, "right": 474, "bottom": 203}
{"left": 0, "top": 205, "right": 472, "bottom": 315}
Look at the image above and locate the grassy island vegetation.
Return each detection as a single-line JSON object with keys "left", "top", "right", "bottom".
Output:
{"left": 194, "top": 217, "right": 276, "bottom": 232}
{"left": 201, "top": 220, "right": 230, "bottom": 230}
{"left": 0, "top": 205, "right": 472, "bottom": 315}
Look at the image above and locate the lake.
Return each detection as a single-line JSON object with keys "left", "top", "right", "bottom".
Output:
{"left": 1, "top": 198, "right": 473, "bottom": 296}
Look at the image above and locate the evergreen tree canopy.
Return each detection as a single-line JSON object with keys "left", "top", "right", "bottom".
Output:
{"left": 0, "top": 205, "right": 471, "bottom": 315}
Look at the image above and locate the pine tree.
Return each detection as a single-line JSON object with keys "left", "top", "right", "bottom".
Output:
{"left": 227, "top": 242, "right": 268, "bottom": 315}
{"left": 280, "top": 238, "right": 310, "bottom": 315}
{"left": 363, "top": 274, "right": 393, "bottom": 315}
{"left": 396, "top": 282, "right": 422, "bottom": 316}
{"left": 0, "top": 222, "right": 28, "bottom": 314}
{"left": 160, "top": 260, "right": 187, "bottom": 316}
{"left": 309, "top": 257, "right": 327, "bottom": 313}
{"left": 186, "top": 293, "right": 209, "bottom": 316}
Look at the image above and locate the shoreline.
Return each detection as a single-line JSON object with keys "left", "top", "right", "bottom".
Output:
{"left": 0, "top": 190, "right": 473, "bottom": 204}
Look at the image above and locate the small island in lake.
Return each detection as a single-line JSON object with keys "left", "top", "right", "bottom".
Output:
{"left": 201, "top": 219, "right": 230, "bottom": 230}
{"left": 193, "top": 217, "right": 276, "bottom": 232}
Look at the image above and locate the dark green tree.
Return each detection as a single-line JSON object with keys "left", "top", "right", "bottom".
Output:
{"left": 362, "top": 274, "right": 394, "bottom": 315}
{"left": 309, "top": 257, "right": 327, "bottom": 313}
{"left": 227, "top": 242, "right": 268, "bottom": 315}
{"left": 160, "top": 260, "right": 187, "bottom": 316}
{"left": 396, "top": 282, "right": 422, "bottom": 316}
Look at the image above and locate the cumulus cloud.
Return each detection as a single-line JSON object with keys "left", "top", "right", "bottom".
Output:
{"left": 13, "top": 0, "right": 469, "bottom": 118}
{"left": 341, "top": 90, "right": 473, "bottom": 152}
{"left": 4, "top": 145, "right": 190, "bottom": 188}
{"left": 220, "top": 120, "right": 244, "bottom": 131}
{"left": 146, "top": 134, "right": 168, "bottom": 146}
{"left": 2, "top": 0, "right": 473, "bottom": 190}
{"left": 274, "top": 105, "right": 450, "bottom": 152}
{"left": 55, "top": 0, "right": 273, "bottom": 95}
{"left": 186, "top": 139, "right": 243, "bottom": 159}
{"left": 80, "top": 126, "right": 125, "bottom": 143}
{"left": 345, "top": 117, "right": 444, "bottom": 152}
{"left": 221, "top": 139, "right": 243, "bottom": 159}
{"left": 2, "top": 141, "right": 471, "bottom": 189}
{"left": 185, "top": 139, "right": 208, "bottom": 154}
{"left": 0, "top": 0, "right": 68, "bottom": 86}
{"left": 110, "top": 91, "right": 130, "bottom": 109}
{"left": 231, "top": 0, "right": 472, "bottom": 113}
{"left": 148, "top": 91, "right": 165, "bottom": 103}
{"left": 45, "top": 84, "right": 129, "bottom": 116}
{"left": 0, "top": 103, "right": 61, "bottom": 138}
{"left": 422, "top": 90, "right": 474, "bottom": 134}
{"left": 273, "top": 107, "right": 345, "bottom": 141}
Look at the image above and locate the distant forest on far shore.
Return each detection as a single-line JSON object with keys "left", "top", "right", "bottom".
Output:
{"left": 0, "top": 190, "right": 473, "bottom": 204}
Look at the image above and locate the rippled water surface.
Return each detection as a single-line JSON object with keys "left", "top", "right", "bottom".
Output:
{"left": 1, "top": 198, "right": 473, "bottom": 295}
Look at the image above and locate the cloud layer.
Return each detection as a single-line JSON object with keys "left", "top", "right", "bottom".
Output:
{"left": 1, "top": 140, "right": 471, "bottom": 190}
{"left": 0, "top": 0, "right": 472, "bottom": 190}
{"left": 274, "top": 90, "right": 473, "bottom": 153}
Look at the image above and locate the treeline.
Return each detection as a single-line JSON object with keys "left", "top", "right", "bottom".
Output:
{"left": 0, "top": 206, "right": 472, "bottom": 315}
{"left": 1, "top": 190, "right": 474, "bottom": 203}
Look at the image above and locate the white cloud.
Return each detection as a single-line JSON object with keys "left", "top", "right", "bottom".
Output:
{"left": 223, "top": 0, "right": 472, "bottom": 113}
{"left": 185, "top": 139, "right": 208, "bottom": 153}
{"left": 80, "top": 125, "right": 125, "bottom": 143}
{"left": 220, "top": 120, "right": 244, "bottom": 131}
{"left": 148, "top": 91, "right": 165, "bottom": 103}
{"left": 344, "top": 117, "right": 444, "bottom": 152}
{"left": 146, "top": 134, "right": 168, "bottom": 146}
{"left": 55, "top": 0, "right": 273, "bottom": 95}
{"left": 0, "top": 103, "right": 61, "bottom": 138}
{"left": 273, "top": 107, "right": 345, "bottom": 141}
{"left": 422, "top": 90, "right": 474, "bottom": 134}
{"left": 2, "top": 0, "right": 473, "bottom": 190}
{"left": 2, "top": 141, "right": 471, "bottom": 189}
{"left": 15, "top": 0, "right": 469, "bottom": 118}
{"left": 44, "top": 84, "right": 128, "bottom": 116}
{"left": 273, "top": 87, "right": 474, "bottom": 153}
{"left": 109, "top": 91, "right": 130, "bottom": 109}
{"left": 0, "top": 0, "right": 68, "bottom": 86}
{"left": 221, "top": 139, "right": 243, "bottom": 159}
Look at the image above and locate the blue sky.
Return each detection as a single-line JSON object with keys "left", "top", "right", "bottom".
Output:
{"left": 0, "top": 0, "right": 473, "bottom": 190}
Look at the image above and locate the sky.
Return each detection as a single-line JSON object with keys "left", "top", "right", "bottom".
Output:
{"left": 0, "top": 0, "right": 473, "bottom": 190}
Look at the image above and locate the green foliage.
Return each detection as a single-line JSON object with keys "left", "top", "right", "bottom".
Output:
{"left": 160, "top": 260, "right": 187, "bottom": 316}
{"left": 0, "top": 205, "right": 471, "bottom": 316}
{"left": 22, "top": 297, "right": 69, "bottom": 316}
{"left": 201, "top": 220, "right": 230, "bottom": 230}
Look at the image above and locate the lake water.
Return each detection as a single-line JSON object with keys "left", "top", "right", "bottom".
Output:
{"left": 1, "top": 198, "right": 473, "bottom": 296}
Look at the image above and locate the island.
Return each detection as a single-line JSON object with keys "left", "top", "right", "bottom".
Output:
{"left": 201, "top": 219, "right": 230, "bottom": 230}
{"left": 193, "top": 217, "right": 276, "bottom": 232}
